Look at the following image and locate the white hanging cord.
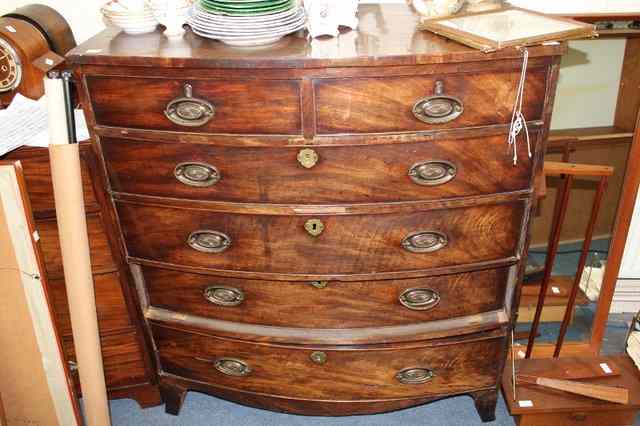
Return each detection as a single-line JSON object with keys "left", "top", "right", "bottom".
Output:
{"left": 508, "top": 47, "right": 531, "bottom": 166}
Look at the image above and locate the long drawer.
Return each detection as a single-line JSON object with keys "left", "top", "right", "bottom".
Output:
{"left": 315, "top": 69, "right": 547, "bottom": 134}
{"left": 117, "top": 200, "right": 525, "bottom": 276}
{"left": 102, "top": 135, "right": 534, "bottom": 204}
{"left": 142, "top": 266, "right": 509, "bottom": 328}
{"left": 87, "top": 76, "right": 302, "bottom": 135}
{"left": 153, "top": 324, "right": 504, "bottom": 400}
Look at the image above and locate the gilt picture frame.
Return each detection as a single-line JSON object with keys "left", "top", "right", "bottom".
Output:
{"left": 419, "top": 7, "right": 597, "bottom": 52}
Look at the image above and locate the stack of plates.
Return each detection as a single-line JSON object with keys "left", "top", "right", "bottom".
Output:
{"left": 188, "top": 0, "right": 306, "bottom": 46}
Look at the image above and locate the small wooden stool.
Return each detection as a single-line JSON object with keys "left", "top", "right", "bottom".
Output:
{"left": 502, "top": 355, "right": 640, "bottom": 426}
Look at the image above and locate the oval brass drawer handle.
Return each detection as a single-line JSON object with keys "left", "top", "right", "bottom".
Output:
{"left": 165, "top": 83, "right": 215, "bottom": 127}
{"left": 412, "top": 80, "right": 463, "bottom": 124}
{"left": 402, "top": 231, "right": 448, "bottom": 253}
{"left": 187, "top": 230, "right": 231, "bottom": 253}
{"left": 396, "top": 367, "right": 434, "bottom": 385}
{"left": 174, "top": 162, "right": 220, "bottom": 187}
{"left": 214, "top": 358, "right": 252, "bottom": 377}
{"left": 203, "top": 285, "right": 244, "bottom": 306}
{"left": 408, "top": 160, "right": 457, "bottom": 186}
{"left": 399, "top": 288, "right": 441, "bottom": 311}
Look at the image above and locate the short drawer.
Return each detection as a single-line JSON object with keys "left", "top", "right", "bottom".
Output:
{"left": 102, "top": 134, "right": 534, "bottom": 204}
{"left": 315, "top": 69, "right": 547, "bottom": 134}
{"left": 37, "top": 214, "right": 117, "bottom": 280}
{"left": 63, "top": 330, "right": 148, "bottom": 390}
{"left": 86, "top": 76, "right": 302, "bottom": 134}
{"left": 117, "top": 201, "right": 525, "bottom": 276}
{"left": 143, "top": 266, "right": 509, "bottom": 328}
{"left": 50, "top": 272, "right": 131, "bottom": 337}
{"left": 153, "top": 324, "right": 504, "bottom": 400}
{"left": 11, "top": 147, "right": 97, "bottom": 213}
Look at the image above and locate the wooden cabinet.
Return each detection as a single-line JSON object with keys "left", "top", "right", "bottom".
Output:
{"left": 67, "top": 4, "right": 564, "bottom": 421}
{"left": 1, "top": 145, "right": 161, "bottom": 408}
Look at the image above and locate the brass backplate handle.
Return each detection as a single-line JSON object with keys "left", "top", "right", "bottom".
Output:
{"left": 203, "top": 285, "right": 244, "bottom": 307}
{"left": 402, "top": 231, "right": 448, "bottom": 253}
{"left": 408, "top": 160, "right": 457, "bottom": 186}
{"left": 214, "top": 358, "right": 252, "bottom": 377}
{"left": 412, "top": 80, "right": 463, "bottom": 124}
{"left": 399, "top": 288, "right": 441, "bottom": 311}
{"left": 304, "top": 219, "right": 325, "bottom": 237}
{"left": 174, "top": 162, "right": 221, "bottom": 187}
{"left": 165, "top": 83, "right": 215, "bottom": 127}
{"left": 187, "top": 230, "right": 231, "bottom": 253}
{"left": 297, "top": 148, "right": 319, "bottom": 169}
{"left": 395, "top": 367, "right": 434, "bottom": 385}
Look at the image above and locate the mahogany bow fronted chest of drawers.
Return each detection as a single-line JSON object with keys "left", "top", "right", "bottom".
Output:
{"left": 68, "top": 4, "right": 564, "bottom": 421}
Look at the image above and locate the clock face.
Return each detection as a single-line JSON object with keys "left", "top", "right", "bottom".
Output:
{"left": 0, "top": 37, "right": 21, "bottom": 93}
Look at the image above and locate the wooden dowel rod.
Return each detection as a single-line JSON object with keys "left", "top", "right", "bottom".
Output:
{"left": 544, "top": 161, "right": 615, "bottom": 177}
{"left": 526, "top": 175, "right": 574, "bottom": 358}
{"left": 517, "top": 375, "right": 629, "bottom": 404}
{"left": 554, "top": 176, "right": 609, "bottom": 357}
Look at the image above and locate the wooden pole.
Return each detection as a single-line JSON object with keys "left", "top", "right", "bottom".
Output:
{"left": 517, "top": 375, "right": 629, "bottom": 404}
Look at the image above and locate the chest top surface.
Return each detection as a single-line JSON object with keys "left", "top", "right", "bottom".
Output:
{"left": 67, "top": 4, "right": 565, "bottom": 69}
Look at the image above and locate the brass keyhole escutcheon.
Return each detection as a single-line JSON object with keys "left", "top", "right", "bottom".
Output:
{"left": 304, "top": 219, "right": 325, "bottom": 237}
{"left": 297, "top": 148, "right": 319, "bottom": 169}
{"left": 310, "top": 351, "right": 327, "bottom": 364}
{"left": 310, "top": 281, "right": 329, "bottom": 289}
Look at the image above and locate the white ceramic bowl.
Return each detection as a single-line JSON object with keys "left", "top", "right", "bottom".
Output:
{"left": 103, "top": 5, "right": 158, "bottom": 34}
{"left": 410, "top": 0, "right": 464, "bottom": 18}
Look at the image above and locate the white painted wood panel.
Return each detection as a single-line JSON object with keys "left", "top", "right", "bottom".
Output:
{"left": 620, "top": 193, "right": 640, "bottom": 279}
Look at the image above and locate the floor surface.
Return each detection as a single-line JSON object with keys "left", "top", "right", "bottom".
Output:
{"left": 110, "top": 392, "right": 517, "bottom": 426}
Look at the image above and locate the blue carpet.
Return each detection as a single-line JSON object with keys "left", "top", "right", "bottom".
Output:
{"left": 516, "top": 238, "right": 612, "bottom": 344}
{"left": 110, "top": 392, "right": 516, "bottom": 425}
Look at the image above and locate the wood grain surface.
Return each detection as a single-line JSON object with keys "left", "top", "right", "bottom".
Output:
{"left": 101, "top": 135, "right": 535, "bottom": 204}
{"left": 37, "top": 214, "right": 117, "bottom": 280}
{"left": 315, "top": 70, "right": 547, "bottom": 134}
{"left": 49, "top": 272, "right": 131, "bottom": 337}
{"left": 63, "top": 330, "right": 148, "bottom": 391}
{"left": 153, "top": 324, "right": 504, "bottom": 400}
{"left": 117, "top": 200, "right": 525, "bottom": 275}
{"left": 142, "top": 266, "right": 509, "bottom": 328}
{"left": 87, "top": 76, "right": 302, "bottom": 135}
